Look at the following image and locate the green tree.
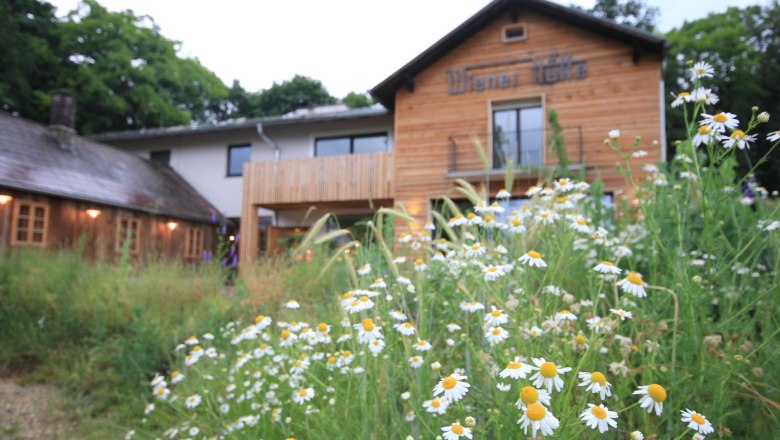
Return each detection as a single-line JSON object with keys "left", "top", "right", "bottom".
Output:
{"left": 0, "top": 0, "right": 62, "bottom": 120}
{"left": 582, "top": 0, "right": 659, "bottom": 31}
{"left": 664, "top": 3, "right": 780, "bottom": 190}
{"left": 342, "top": 91, "right": 373, "bottom": 108}
{"left": 245, "top": 74, "right": 337, "bottom": 116}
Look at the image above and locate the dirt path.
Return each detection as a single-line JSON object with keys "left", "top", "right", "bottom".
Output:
{"left": 0, "top": 377, "right": 77, "bottom": 440}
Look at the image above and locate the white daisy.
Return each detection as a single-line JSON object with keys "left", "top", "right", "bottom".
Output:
{"left": 700, "top": 112, "right": 739, "bottom": 133}
{"left": 499, "top": 358, "right": 533, "bottom": 380}
{"left": 768, "top": 130, "right": 780, "bottom": 142}
{"left": 394, "top": 322, "right": 416, "bottom": 336}
{"left": 423, "top": 398, "right": 449, "bottom": 415}
{"left": 508, "top": 217, "right": 526, "bottom": 234}
{"left": 518, "top": 250, "right": 546, "bottom": 268}
{"left": 185, "top": 394, "right": 201, "bottom": 409}
{"left": 514, "top": 386, "right": 551, "bottom": 410}
{"left": 357, "top": 264, "right": 372, "bottom": 275}
{"left": 482, "top": 264, "right": 506, "bottom": 281}
{"left": 354, "top": 318, "right": 383, "bottom": 344}
{"left": 610, "top": 308, "right": 633, "bottom": 320}
{"left": 578, "top": 371, "right": 612, "bottom": 400}
{"left": 580, "top": 403, "right": 618, "bottom": 433}
{"left": 441, "top": 421, "right": 472, "bottom": 440}
{"left": 680, "top": 408, "right": 715, "bottom": 435}
{"left": 517, "top": 403, "right": 560, "bottom": 437}
{"left": 484, "top": 326, "right": 509, "bottom": 345}
{"left": 616, "top": 272, "right": 647, "bottom": 298}
{"left": 433, "top": 373, "right": 470, "bottom": 402}
{"left": 720, "top": 129, "right": 756, "bottom": 150}
{"left": 414, "top": 339, "right": 432, "bottom": 352}
{"left": 594, "top": 261, "right": 621, "bottom": 275}
{"left": 529, "top": 358, "right": 571, "bottom": 393}
{"left": 690, "top": 61, "right": 714, "bottom": 79}
{"left": 634, "top": 384, "right": 667, "bottom": 416}
{"left": 484, "top": 306, "right": 509, "bottom": 326}
{"left": 292, "top": 387, "right": 315, "bottom": 404}
{"left": 693, "top": 124, "right": 715, "bottom": 147}
{"left": 496, "top": 188, "right": 511, "bottom": 199}
{"left": 459, "top": 301, "right": 485, "bottom": 313}
{"left": 554, "top": 310, "right": 577, "bottom": 322}
{"left": 671, "top": 91, "right": 691, "bottom": 108}
{"left": 409, "top": 356, "right": 424, "bottom": 369}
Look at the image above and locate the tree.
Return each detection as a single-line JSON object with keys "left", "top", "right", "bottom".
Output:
{"left": 585, "top": 0, "right": 659, "bottom": 32}
{"left": 247, "top": 75, "right": 337, "bottom": 116}
{"left": 664, "top": 3, "right": 780, "bottom": 190}
{"left": 342, "top": 91, "right": 373, "bottom": 108}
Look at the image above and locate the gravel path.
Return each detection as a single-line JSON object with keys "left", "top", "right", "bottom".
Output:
{"left": 0, "top": 377, "right": 77, "bottom": 440}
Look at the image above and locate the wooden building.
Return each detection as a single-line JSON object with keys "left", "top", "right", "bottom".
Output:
{"left": 238, "top": 0, "right": 667, "bottom": 262}
{"left": 0, "top": 93, "right": 220, "bottom": 261}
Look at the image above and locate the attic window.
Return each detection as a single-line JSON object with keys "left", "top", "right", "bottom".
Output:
{"left": 502, "top": 23, "right": 527, "bottom": 42}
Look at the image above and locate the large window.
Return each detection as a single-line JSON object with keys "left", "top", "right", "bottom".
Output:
{"left": 227, "top": 144, "right": 251, "bottom": 176}
{"left": 315, "top": 133, "right": 388, "bottom": 157}
{"left": 10, "top": 200, "right": 49, "bottom": 247}
{"left": 492, "top": 103, "right": 543, "bottom": 168}
{"left": 117, "top": 217, "right": 141, "bottom": 253}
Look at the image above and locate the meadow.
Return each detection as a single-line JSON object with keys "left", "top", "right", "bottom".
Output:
{"left": 1, "top": 62, "right": 778, "bottom": 439}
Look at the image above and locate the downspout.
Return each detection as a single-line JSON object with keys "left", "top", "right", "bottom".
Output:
{"left": 256, "top": 123, "right": 280, "bottom": 161}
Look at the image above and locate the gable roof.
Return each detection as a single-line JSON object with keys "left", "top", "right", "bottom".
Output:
{"left": 370, "top": 0, "right": 667, "bottom": 109}
{"left": 0, "top": 111, "right": 219, "bottom": 223}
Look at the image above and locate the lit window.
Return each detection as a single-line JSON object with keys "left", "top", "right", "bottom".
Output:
{"left": 492, "top": 102, "right": 543, "bottom": 168}
{"left": 227, "top": 144, "right": 251, "bottom": 176}
{"left": 117, "top": 217, "right": 141, "bottom": 253}
{"left": 10, "top": 200, "right": 49, "bottom": 247}
{"left": 185, "top": 228, "right": 204, "bottom": 259}
{"left": 315, "top": 133, "right": 388, "bottom": 157}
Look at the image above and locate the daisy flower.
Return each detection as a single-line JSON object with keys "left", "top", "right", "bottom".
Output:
{"left": 578, "top": 371, "right": 612, "bottom": 399}
{"left": 355, "top": 318, "right": 383, "bottom": 344}
{"left": 508, "top": 218, "right": 526, "bottom": 234}
{"left": 530, "top": 358, "right": 572, "bottom": 393}
{"left": 499, "top": 358, "right": 533, "bottom": 380}
{"left": 580, "top": 403, "right": 618, "bottom": 433}
{"left": 279, "top": 329, "right": 297, "bottom": 347}
{"left": 671, "top": 91, "right": 691, "bottom": 108}
{"left": 690, "top": 61, "right": 714, "bottom": 79}
{"left": 693, "top": 124, "right": 714, "bottom": 147}
{"left": 170, "top": 370, "right": 184, "bottom": 384}
{"left": 484, "top": 326, "right": 509, "bottom": 345}
{"left": 285, "top": 300, "right": 300, "bottom": 309}
{"left": 608, "top": 129, "right": 620, "bottom": 139}
{"left": 370, "top": 278, "right": 386, "bottom": 289}
{"left": 569, "top": 216, "right": 591, "bottom": 233}
{"left": 616, "top": 272, "right": 647, "bottom": 298}
{"left": 185, "top": 394, "right": 201, "bottom": 409}
{"left": 680, "top": 409, "right": 715, "bottom": 435}
{"left": 496, "top": 188, "right": 511, "bottom": 199}
{"left": 535, "top": 210, "right": 559, "bottom": 225}
{"left": 482, "top": 264, "right": 505, "bottom": 281}
{"left": 484, "top": 306, "right": 509, "bottom": 326}
{"left": 389, "top": 310, "right": 407, "bottom": 321}
{"left": 357, "top": 264, "right": 371, "bottom": 275}
{"left": 610, "top": 308, "right": 633, "bottom": 320}
{"left": 593, "top": 261, "right": 621, "bottom": 275}
{"left": 446, "top": 323, "right": 462, "bottom": 332}
{"left": 424, "top": 221, "right": 436, "bottom": 231}
{"left": 460, "top": 301, "right": 485, "bottom": 313}
{"left": 768, "top": 130, "right": 780, "bottom": 142}
{"left": 423, "top": 398, "right": 449, "bottom": 415}
{"left": 692, "top": 87, "right": 718, "bottom": 105}
{"left": 414, "top": 339, "right": 432, "bottom": 352}
{"left": 394, "top": 321, "right": 416, "bottom": 336}
{"left": 465, "top": 242, "right": 486, "bottom": 258}
{"left": 700, "top": 112, "right": 738, "bottom": 133}
{"left": 634, "top": 384, "right": 667, "bottom": 416}
{"left": 409, "top": 356, "right": 424, "bottom": 369}
{"left": 153, "top": 386, "right": 170, "bottom": 400}
{"left": 448, "top": 214, "right": 466, "bottom": 227}
{"left": 442, "top": 421, "right": 472, "bottom": 440}
{"left": 465, "top": 213, "right": 483, "bottom": 226}
{"left": 518, "top": 250, "right": 546, "bottom": 268}
{"left": 433, "top": 373, "right": 470, "bottom": 402}
{"left": 554, "top": 310, "right": 577, "bottom": 322}
{"left": 293, "top": 387, "right": 315, "bottom": 404}
{"left": 515, "top": 386, "right": 551, "bottom": 410}
{"left": 720, "top": 129, "right": 756, "bottom": 150}
{"left": 414, "top": 258, "right": 427, "bottom": 271}
{"left": 517, "top": 403, "right": 560, "bottom": 437}
{"left": 344, "top": 295, "right": 375, "bottom": 313}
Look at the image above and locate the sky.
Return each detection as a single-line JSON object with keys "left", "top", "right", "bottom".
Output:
{"left": 47, "top": 0, "right": 764, "bottom": 98}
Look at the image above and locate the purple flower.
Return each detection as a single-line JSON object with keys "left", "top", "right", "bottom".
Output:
{"left": 221, "top": 258, "right": 228, "bottom": 267}
{"left": 210, "top": 213, "right": 218, "bottom": 223}
{"left": 229, "top": 246, "right": 236, "bottom": 257}
{"left": 202, "top": 250, "right": 213, "bottom": 261}
{"left": 234, "top": 233, "right": 241, "bottom": 244}
{"left": 221, "top": 225, "right": 227, "bottom": 235}
{"left": 230, "top": 254, "right": 238, "bottom": 268}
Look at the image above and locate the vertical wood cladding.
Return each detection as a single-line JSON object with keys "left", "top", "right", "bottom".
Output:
{"left": 392, "top": 10, "right": 663, "bottom": 225}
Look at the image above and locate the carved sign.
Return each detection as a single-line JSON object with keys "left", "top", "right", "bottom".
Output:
{"left": 446, "top": 52, "right": 587, "bottom": 95}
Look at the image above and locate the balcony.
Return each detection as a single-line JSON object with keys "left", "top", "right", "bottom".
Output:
{"left": 242, "top": 151, "right": 394, "bottom": 208}
{"left": 446, "top": 127, "right": 585, "bottom": 180}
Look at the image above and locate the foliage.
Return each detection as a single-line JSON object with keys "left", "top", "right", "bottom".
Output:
{"left": 664, "top": 3, "right": 780, "bottom": 191}
{"left": 342, "top": 91, "right": 374, "bottom": 108}
{"left": 547, "top": 109, "right": 571, "bottom": 177}
{"left": 580, "top": 0, "right": 659, "bottom": 31}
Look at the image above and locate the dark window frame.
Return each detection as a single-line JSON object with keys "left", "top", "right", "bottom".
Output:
{"left": 314, "top": 132, "right": 388, "bottom": 157}
{"left": 491, "top": 103, "right": 543, "bottom": 169}
{"left": 226, "top": 144, "right": 251, "bottom": 177}
{"left": 150, "top": 149, "right": 171, "bottom": 167}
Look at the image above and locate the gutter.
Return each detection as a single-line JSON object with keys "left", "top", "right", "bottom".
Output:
{"left": 256, "top": 123, "right": 281, "bottom": 160}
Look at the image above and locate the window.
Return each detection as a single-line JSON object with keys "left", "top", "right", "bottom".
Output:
{"left": 227, "top": 144, "right": 251, "bottom": 176}
{"left": 502, "top": 23, "right": 527, "bottom": 42}
{"left": 492, "top": 102, "right": 543, "bottom": 169}
{"left": 315, "top": 133, "right": 388, "bottom": 157}
{"left": 10, "top": 200, "right": 49, "bottom": 247}
{"left": 117, "top": 217, "right": 141, "bottom": 253}
{"left": 150, "top": 150, "right": 171, "bottom": 166}
{"left": 184, "top": 228, "right": 204, "bottom": 259}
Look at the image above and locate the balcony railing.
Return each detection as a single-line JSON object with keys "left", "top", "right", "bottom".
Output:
{"left": 243, "top": 151, "right": 394, "bottom": 206}
{"left": 447, "top": 127, "right": 584, "bottom": 177}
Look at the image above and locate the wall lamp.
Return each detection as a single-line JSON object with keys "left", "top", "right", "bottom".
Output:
{"left": 167, "top": 221, "right": 179, "bottom": 231}
{"left": 0, "top": 195, "right": 12, "bottom": 205}
{"left": 86, "top": 209, "right": 101, "bottom": 219}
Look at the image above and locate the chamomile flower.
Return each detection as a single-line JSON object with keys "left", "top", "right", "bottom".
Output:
{"left": 185, "top": 394, "right": 201, "bottom": 409}
{"left": 394, "top": 321, "right": 416, "bottom": 336}
{"left": 499, "top": 358, "right": 533, "bottom": 380}
{"left": 518, "top": 250, "right": 546, "bottom": 268}
{"left": 514, "top": 386, "right": 551, "bottom": 410}
{"left": 414, "top": 259, "right": 428, "bottom": 271}
{"left": 484, "top": 306, "right": 509, "bottom": 326}
{"left": 357, "top": 264, "right": 371, "bottom": 275}
{"left": 279, "top": 329, "right": 298, "bottom": 347}
{"left": 465, "top": 242, "right": 486, "bottom": 258}
{"left": 170, "top": 370, "right": 184, "bottom": 384}
{"left": 448, "top": 214, "right": 466, "bottom": 227}
{"left": 143, "top": 402, "right": 155, "bottom": 415}
{"left": 530, "top": 358, "right": 571, "bottom": 393}
{"left": 594, "top": 261, "right": 621, "bottom": 275}
{"left": 554, "top": 310, "right": 577, "bottom": 322}
{"left": 720, "top": 129, "right": 756, "bottom": 150}
{"left": 423, "top": 398, "right": 449, "bottom": 415}
{"left": 465, "top": 213, "right": 483, "bottom": 226}
{"left": 292, "top": 387, "right": 315, "bottom": 404}
{"left": 680, "top": 409, "right": 715, "bottom": 435}
{"left": 610, "top": 308, "right": 633, "bottom": 320}
{"left": 345, "top": 295, "right": 375, "bottom": 313}
{"left": 634, "top": 384, "right": 667, "bottom": 416}
{"left": 690, "top": 61, "right": 714, "bottom": 79}
{"left": 355, "top": 318, "right": 383, "bottom": 344}
{"left": 442, "top": 421, "right": 472, "bottom": 440}
{"left": 517, "top": 403, "right": 560, "bottom": 437}
{"left": 701, "top": 112, "right": 738, "bottom": 133}
{"left": 768, "top": 130, "right": 780, "bottom": 142}
{"left": 580, "top": 403, "right": 618, "bottom": 433}
{"left": 414, "top": 339, "right": 432, "bottom": 352}
{"left": 693, "top": 124, "right": 714, "bottom": 147}
{"left": 617, "top": 272, "right": 647, "bottom": 298}
{"left": 578, "top": 372, "right": 612, "bottom": 399}
{"left": 460, "top": 301, "right": 485, "bottom": 313}
{"left": 671, "top": 91, "right": 691, "bottom": 108}
{"left": 409, "top": 356, "right": 424, "bottom": 369}
{"left": 482, "top": 265, "right": 505, "bottom": 281}
{"left": 433, "top": 373, "right": 470, "bottom": 402}
{"left": 484, "top": 326, "right": 509, "bottom": 345}
{"left": 153, "top": 386, "right": 170, "bottom": 400}
{"left": 608, "top": 129, "right": 620, "bottom": 139}
{"left": 569, "top": 216, "right": 592, "bottom": 233}
{"left": 285, "top": 300, "right": 300, "bottom": 309}
{"left": 508, "top": 218, "right": 526, "bottom": 234}
{"left": 368, "top": 338, "right": 385, "bottom": 356}
{"left": 496, "top": 188, "right": 511, "bottom": 199}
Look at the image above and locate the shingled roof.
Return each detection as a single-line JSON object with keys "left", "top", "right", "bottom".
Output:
{"left": 0, "top": 111, "right": 219, "bottom": 223}
{"left": 370, "top": 0, "right": 667, "bottom": 109}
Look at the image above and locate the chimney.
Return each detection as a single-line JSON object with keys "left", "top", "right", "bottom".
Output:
{"left": 49, "top": 90, "right": 77, "bottom": 149}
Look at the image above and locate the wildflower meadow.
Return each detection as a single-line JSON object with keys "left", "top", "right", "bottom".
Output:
{"left": 127, "top": 63, "right": 779, "bottom": 439}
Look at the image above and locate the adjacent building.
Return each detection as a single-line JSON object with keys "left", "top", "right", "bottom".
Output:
{"left": 0, "top": 93, "right": 219, "bottom": 261}
{"left": 97, "top": 0, "right": 667, "bottom": 262}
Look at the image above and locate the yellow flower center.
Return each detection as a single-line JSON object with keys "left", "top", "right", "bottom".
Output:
{"left": 412, "top": 356, "right": 420, "bottom": 362}
{"left": 171, "top": 371, "right": 180, "bottom": 378}
{"left": 281, "top": 330, "right": 291, "bottom": 340}
{"left": 575, "top": 334, "right": 587, "bottom": 345}
{"left": 294, "top": 360, "right": 302, "bottom": 367}
{"left": 431, "top": 399, "right": 441, "bottom": 408}
{"left": 485, "top": 215, "right": 493, "bottom": 222}
{"left": 155, "top": 387, "right": 166, "bottom": 395}
{"left": 526, "top": 403, "right": 546, "bottom": 421}
{"left": 691, "top": 413, "right": 706, "bottom": 425}
{"left": 350, "top": 300, "right": 360, "bottom": 307}
{"left": 713, "top": 113, "right": 727, "bottom": 123}
{"left": 491, "top": 328, "right": 502, "bottom": 336}
{"left": 298, "top": 389, "right": 308, "bottom": 397}
{"left": 698, "top": 125, "right": 709, "bottom": 134}
{"left": 577, "top": 218, "right": 586, "bottom": 225}
{"left": 512, "top": 218, "right": 522, "bottom": 226}
{"left": 626, "top": 272, "right": 643, "bottom": 285}
{"left": 360, "top": 265, "right": 368, "bottom": 270}
{"left": 417, "top": 340, "right": 427, "bottom": 346}
{"left": 342, "top": 350, "right": 352, "bottom": 357}
{"left": 362, "top": 319, "right": 375, "bottom": 332}
{"left": 601, "top": 261, "right": 614, "bottom": 266}
{"left": 730, "top": 130, "right": 745, "bottom": 140}
{"left": 527, "top": 250, "right": 541, "bottom": 259}
{"left": 259, "top": 343, "right": 268, "bottom": 349}
{"left": 467, "top": 213, "right": 476, "bottom": 219}
{"left": 442, "top": 376, "right": 457, "bottom": 390}
{"left": 591, "top": 405, "right": 608, "bottom": 419}
{"left": 342, "top": 292, "right": 352, "bottom": 299}
{"left": 540, "top": 212, "right": 549, "bottom": 218}
{"left": 327, "top": 356, "right": 336, "bottom": 364}
{"left": 556, "top": 196, "right": 569, "bottom": 204}
{"left": 255, "top": 315, "right": 265, "bottom": 323}
{"left": 471, "top": 244, "right": 480, "bottom": 251}
{"left": 416, "top": 258, "right": 424, "bottom": 265}
{"left": 647, "top": 384, "right": 667, "bottom": 402}
{"left": 491, "top": 309, "right": 502, "bottom": 317}
{"left": 591, "top": 372, "right": 607, "bottom": 385}
{"left": 359, "top": 296, "right": 369, "bottom": 302}
{"left": 540, "top": 362, "right": 557, "bottom": 378}
{"left": 404, "top": 323, "right": 413, "bottom": 328}
{"left": 677, "top": 92, "right": 689, "bottom": 98}
{"left": 521, "top": 386, "right": 538, "bottom": 404}
{"left": 487, "top": 267, "right": 498, "bottom": 273}
{"left": 373, "top": 340, "right": 380, "bottom": 346}
{"left": 560, "top": 310, "right": 570, "bottom": 315}
{"left": 451, "top": 424, "right": 464, "bottom": 435}
{"left": 318, "top": 323, "right": 328, "bottom": 332}
{"left": 507, "top": 361, "right": 521, "bottom": 370}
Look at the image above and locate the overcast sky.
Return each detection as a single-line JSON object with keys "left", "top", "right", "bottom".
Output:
{"left": 48, "top": 0, "right": 764, "bottom": 98}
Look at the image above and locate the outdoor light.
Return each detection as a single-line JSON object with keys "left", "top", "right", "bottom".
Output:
{"left": 167, "top": 221, "right": 178, "bottom": 231}
{"left": 0, "top": 195, "right": 12, "bottom": 205}
{"left": 86, "top": 209, "right": 101, "bottom": 219}
{"left": 228, "top": 235, "right": 235, "bottom": 241}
